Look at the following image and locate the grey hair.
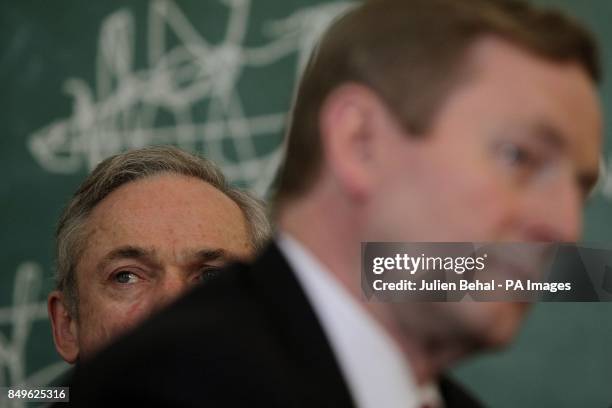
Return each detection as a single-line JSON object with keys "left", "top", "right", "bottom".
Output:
{"left": 55, "top": 145, "right": 271, "bottom": 317}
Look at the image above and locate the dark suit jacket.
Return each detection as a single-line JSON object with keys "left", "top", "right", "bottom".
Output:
{"left": 67, "top": 243, "right": 482, "bottom": 407}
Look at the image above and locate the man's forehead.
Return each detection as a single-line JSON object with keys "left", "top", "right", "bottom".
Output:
{"left": 93, "top": 174, "right": 233, "bottom": 210}
{"left": 463, "top": 36, "right": 596, "bottom": 90}
{"left": 86, "top": 174, "right": 246, "bottom": 230}
{"left": 77, "top": 174, "right": 250, "bottom": 267}
{"left": 451, "top": 36, "right": 601, "bottom": 150}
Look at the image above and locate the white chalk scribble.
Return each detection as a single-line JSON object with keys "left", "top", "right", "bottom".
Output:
{"left": 27, "top": 0, "right": 353, "bottom": 196}
{"left": 0, "top": 263, "right": 69, "bottom": 408}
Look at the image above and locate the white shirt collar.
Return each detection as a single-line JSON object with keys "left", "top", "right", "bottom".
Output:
{"left": 278, "top": 233, "right": 436, "bottom": 408}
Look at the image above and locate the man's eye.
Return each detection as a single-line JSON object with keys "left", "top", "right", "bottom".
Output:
{"left": 113, "top": 271, "right": 139, "bottom": 284}
{"left": 194, "top": 267, "right": 223, "bottom": 283}
{"left": 499, "top": 142, "right": 535, "bottom": 167}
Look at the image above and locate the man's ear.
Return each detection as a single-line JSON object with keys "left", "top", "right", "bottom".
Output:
{"left": 48, "top": 291, "right": 79, "bottom": 364}
{"left": 318, "top": 83, "right": 388, "bottom": 201}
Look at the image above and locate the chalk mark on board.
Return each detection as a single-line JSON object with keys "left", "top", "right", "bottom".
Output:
{"left": 0, "top": 262, "right": 69, "bottom": 408}
{"left": 27, "top": 0, "right": 354, "bottom": 196}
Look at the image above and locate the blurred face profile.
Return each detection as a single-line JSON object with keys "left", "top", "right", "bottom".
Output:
{"left": 365, "top": 37, "right": 602, "bottom": 347}
{"left": 50, "top": 174, "right": 253, "bottom": 362}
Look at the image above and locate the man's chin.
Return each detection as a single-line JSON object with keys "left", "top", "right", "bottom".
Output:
{"left": 479, "top": 302, "right": 531, "bottom": 349}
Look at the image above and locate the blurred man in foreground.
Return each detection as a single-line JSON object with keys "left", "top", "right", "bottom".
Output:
{"left": 48, "top": 146, "right": 270, "bottom": 363}
{"left": 67, "top": 0, "right": 602, "bottom": 406}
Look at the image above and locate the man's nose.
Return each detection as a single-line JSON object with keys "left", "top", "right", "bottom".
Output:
{"left": 157, "top": 272, "right": 192, "bottom": 306}
{"left": 521, "top": 177, "right": 582, "bottom": 242}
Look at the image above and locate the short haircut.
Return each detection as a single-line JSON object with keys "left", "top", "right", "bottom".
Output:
{"left": 55, "top": 145, "right": 271, "bottom": 317}
{"left": 275, "top": 0, "right": 600, "bottom": 205}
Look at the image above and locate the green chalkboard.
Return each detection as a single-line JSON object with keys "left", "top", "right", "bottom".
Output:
{"left": 0, "top": 1, "right": 610, "bottom": 407}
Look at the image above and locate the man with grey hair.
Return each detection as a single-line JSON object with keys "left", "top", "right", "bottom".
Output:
{"left": 48, "top": 145, "right": 270, "bottom": 363}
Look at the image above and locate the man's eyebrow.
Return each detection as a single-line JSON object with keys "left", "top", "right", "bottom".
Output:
{"left": 189, "top": 248, "right": 228, "bottom": 263}
{"left": 96, "top": 246, "right": 159, "bottom": 273}
{"left": 531, "top": 122, "right": 599, "bottom": 198}
{"left": 531, "top": 122, "right": 567, "bottom": 152}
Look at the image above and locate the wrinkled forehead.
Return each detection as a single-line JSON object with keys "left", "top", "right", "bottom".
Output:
{"left": 76, "top": 174, "right": 252, "bottom": 269}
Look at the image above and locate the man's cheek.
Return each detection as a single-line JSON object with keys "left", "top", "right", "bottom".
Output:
{"left": 102, "top": 299, "right": 150, "bottom": 334}
{"left": 456, "top": 179, "right": 512, "bottom": 238}
{"left": 124, "top": 301, "right": 152, "bottom": 326}
{"left": 82, "top": 301, "right": 145, "bottom": 346}
{"left": 76, "top": 312, "right": 113, "bottom": 357}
